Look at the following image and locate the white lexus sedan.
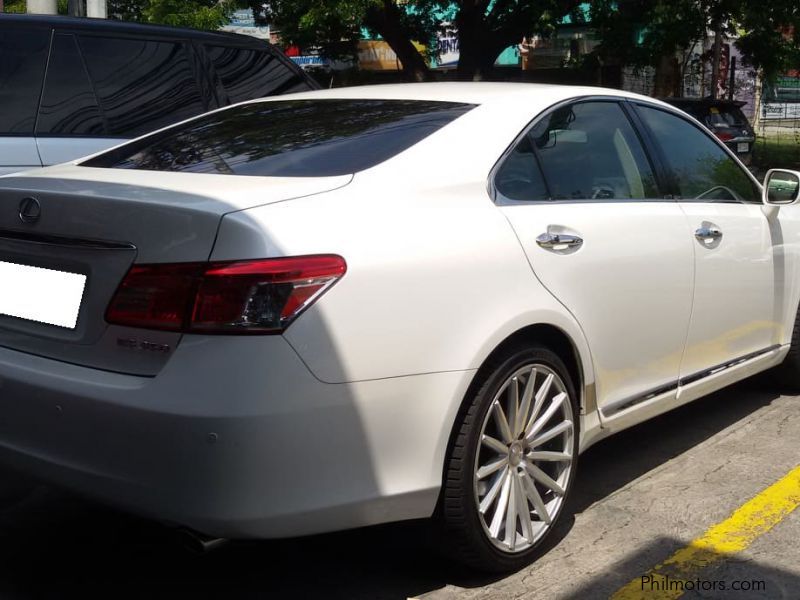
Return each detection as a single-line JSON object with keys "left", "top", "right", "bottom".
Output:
{"left": 0, "top": 83, "right": 799, "bottom": 572}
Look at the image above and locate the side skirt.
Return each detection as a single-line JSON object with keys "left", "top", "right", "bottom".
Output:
{"left": 580, "top": 344, "right": 788, "bottom": 452}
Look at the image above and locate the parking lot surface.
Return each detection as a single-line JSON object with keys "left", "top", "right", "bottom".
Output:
{"left": 0, "top": 377, "right": 797, "bottom": 599}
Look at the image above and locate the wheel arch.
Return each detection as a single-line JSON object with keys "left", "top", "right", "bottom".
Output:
{"left": 484, "top": 324, "right": 585, "bottom": 411}
{"left": 434, "top": 321, "right": 591, "bottom": 518}
{"left": 469, "top": 319, "right": 595, "bottom": 414}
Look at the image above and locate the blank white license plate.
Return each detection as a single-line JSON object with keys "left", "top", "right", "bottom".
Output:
{"left": 737, "top": 142, "right": 749, "bottom": 153}
{"left": 0, "top": 261, "right": 86, "bottom": 329}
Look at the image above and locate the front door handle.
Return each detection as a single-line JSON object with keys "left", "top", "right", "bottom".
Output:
{"left": 695, "top": 226, "right": 723, "bottom": 243}
{"left": 536, "top": 232, "right": 583, "bottom": 250}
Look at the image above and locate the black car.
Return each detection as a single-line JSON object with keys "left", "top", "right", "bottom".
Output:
{"left": 662, "top": 97, "right": 756, "bottom": 165}
{"left": 0, "top": 14, "right": 318, "bottom": 175}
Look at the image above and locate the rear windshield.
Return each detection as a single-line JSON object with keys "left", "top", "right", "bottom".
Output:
{"left": 81, "top": 99, "right": 475, "bottom": 177}
{"left": 675, "top": 103, "right": 748, "bottom": 128}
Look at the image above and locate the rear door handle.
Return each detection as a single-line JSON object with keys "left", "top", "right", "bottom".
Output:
{"left": 695, "top": 226, "right": 723, "bottom": 243}
{"left": 536, "top": 232, "right": 583, "bottom": 250}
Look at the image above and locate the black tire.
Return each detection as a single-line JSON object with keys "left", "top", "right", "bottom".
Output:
{"left": 774, "top": 303, "right": 800, "bottom": 389}
{"left": 438, "top": 343, "right": 579, "bottom": 573}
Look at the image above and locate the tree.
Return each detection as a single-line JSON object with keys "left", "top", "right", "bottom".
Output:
{"left": 107, "top": 0, "right": 147, "bottom": 21}
{"left": 591, "top": 0, "right": 800, "bottom": 97}
{"left": 440, "top": 0, "right": 581, "bottom": 79}
{"left": 142, "top": 0, "right": 232, "bottom": 30}
{"left": 267, "top": 0, "right": 436, "bottom": 82}
{"left": 268, "top": 0, "right": 581, "bottom": 81}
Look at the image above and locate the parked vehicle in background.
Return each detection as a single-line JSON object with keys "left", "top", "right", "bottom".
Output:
{"left": 0, "top": 14, "right": 318, "bottom": 175}
{"left": 2, "top": 83, "right": 800, "bottom": 574}
{"left": 662, "top": 97, "right": 756, "bottom": 165}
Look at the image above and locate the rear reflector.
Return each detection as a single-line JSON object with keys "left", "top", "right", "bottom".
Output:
{"left": 106, "top": 255, "right": 346, "bottom": 334}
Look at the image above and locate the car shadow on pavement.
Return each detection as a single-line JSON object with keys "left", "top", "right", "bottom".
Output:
{"left": 563, "top": 535, "right": 800, "bottom": 599}
{"left": 0, "top": 379, "right": 785, "bottom": 600}
{"left": 568, "top": 377, "right": 782, "bottom": 515}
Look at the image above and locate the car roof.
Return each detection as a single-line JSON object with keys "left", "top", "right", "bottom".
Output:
{"left": 272, "top": 81, "right": 667, "bottom": 107}
{"left": 662, "top": 96, "right": 747, "bottom": 109}
{"left": 12, "top": 82, "right": 680, "bottom": 194}
{"left": 0, "top": 13, "right": 264, "bottom": 47}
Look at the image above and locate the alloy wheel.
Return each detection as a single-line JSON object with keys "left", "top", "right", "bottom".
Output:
{"left": 473, "top": 364, "right": 575, "bottom": 553}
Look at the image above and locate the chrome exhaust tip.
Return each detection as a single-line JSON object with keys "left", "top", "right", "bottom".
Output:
{"left": 176, "top": 528, "right": 228, "bottom": 553}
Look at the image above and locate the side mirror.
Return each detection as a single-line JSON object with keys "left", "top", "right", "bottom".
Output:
{"left": 763, "top": 169, "right": 800, "bottom": 205}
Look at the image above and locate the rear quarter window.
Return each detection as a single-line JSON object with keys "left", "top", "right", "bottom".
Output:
{"left": 0, "top": 27, "right": 50, "bottom": 134}
{"left": 205, "top": 45, "right": 312, "bottom": 104}
{"left": 79, "top": 35, "right": 206, "bottom": 137}
{"left": 81, "top": 99, "right": 475, "bottom": 177}
{"left": 37, "top": 33, "right": 106, "bottom": 136}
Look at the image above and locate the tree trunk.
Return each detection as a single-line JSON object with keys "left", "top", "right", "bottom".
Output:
{"left": 364, "top": 1, "right": 431, "bottom": 82}
{"left": 454, "top": 4, "right": 501, "bottom": 80}
{"left": 456, "top": 36, "right": 492, "bottom": 80}
{"left": 653, "top": 53, "right": 680, "bottom": 97}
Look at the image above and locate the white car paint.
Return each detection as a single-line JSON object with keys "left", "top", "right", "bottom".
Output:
{"left": 0, "top": 82, "right": 798, "bottom": 545}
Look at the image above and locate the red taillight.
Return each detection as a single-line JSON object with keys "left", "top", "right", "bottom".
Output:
{"left": 715, "top": 131, "right": 734, "bottom": 142}
{"left": 105, "top": 263, "right": 202, "bottom": 331}
{"left": 106, "top": 255, "right": 346, "bottom": 334}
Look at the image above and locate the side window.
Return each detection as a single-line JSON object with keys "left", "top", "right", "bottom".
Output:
{"left": 0, "top": 28, "right": 50, "bottom": 134}
{"left": 495, "top": 135, "right": 549, "bottom": 201}
{"left": 637, "top": 106, "right": 760, "bottom": 203}
{"left": 496, "top": 101, "right": 660, "bottom": 202}
{"left": 79, "top": 36, "right": 206, "bottom": 137}
{"left": 532, "top": 101, "right": 659, "bottom": 200}
{"left": 37, "top": 34, "right": 106, "bottom": 136}
{"left": 205, "top": 45, "right": 310, "bottom": 105}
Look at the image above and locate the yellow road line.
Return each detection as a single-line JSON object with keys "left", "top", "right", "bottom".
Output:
{"left": 611, "top": 464, "right": 800, "bottom": 600}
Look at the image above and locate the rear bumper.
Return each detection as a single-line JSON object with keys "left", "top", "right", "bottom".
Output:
{"left": 0, "top": 336, "right": 472, "bottom": 538}
{"left": 724, "top": 138, "right": 755, "bottom": 164}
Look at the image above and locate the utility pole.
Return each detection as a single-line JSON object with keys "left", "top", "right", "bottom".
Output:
{"left": 711, "top": 22, "right": 722, "bottom": 99}
{"left": 87, "top": 0, "right": 107, "bottom": 18}
{"left": 27, "top": 0, "right": 57, "bottom": 14}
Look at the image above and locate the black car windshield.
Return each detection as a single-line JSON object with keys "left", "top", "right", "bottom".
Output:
{"left": 81, "top": 99, "right": 475, "bottom": 177}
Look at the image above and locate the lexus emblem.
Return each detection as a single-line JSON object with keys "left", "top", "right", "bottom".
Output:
{"left": 18, "top": 197, "right": 41, "bottom": 224}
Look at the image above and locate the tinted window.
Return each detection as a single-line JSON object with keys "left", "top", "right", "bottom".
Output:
{"left": 638, "top": 106, "right": 759, "bottom": 203}
{"left": 0, "top": 28, "right": 50, "bottom": 134}
{"left": 82, "top": 100, "right": 474, "bottom": 177}
{"left": 38, "top": 34, "right": 106, "bottom": 136}
{"left": 80, "top": 36, "right": 206, "bottom": 137}
{"left": 495, "top": 136, "right": 549, "bottom": 201}
{"left": 206, "top": 46, "right": 312, "bottom": 105}
{"left": 521, "top": 101, "right": 658, "bottom": 201}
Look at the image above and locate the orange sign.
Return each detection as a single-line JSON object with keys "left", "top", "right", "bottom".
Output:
{"left": 357, "top": 40, "right": 426, "bottom": 71}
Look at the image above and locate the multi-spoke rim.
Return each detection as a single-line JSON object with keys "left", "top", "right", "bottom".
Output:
{"left": 473, "top": 363, "right": 575, "bottom": 554}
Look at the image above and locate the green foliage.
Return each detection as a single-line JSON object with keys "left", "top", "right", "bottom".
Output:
{"left": 1, "top": 0, "right": 68, "bottom": 13}
{"left": 108, "top": 0, "right": 147, "bottom": 21}
{"left": 268, "top": 0, "right": 577, "bottom": 78}
{"left": 754, "top": 133, "right": 800, "bottom": 173}
{"left": 591, "top": 0, "right": 703, "bottom": 69}
{"left": 2, "top": 0, "right": 26, "bottom": 12}
{"left": 591, "top": 0, "right": 800, "bottom": 85}
{"left": 142, "top": 0, "right": 233, "bottom": 30}
{"left": 267, "top": 1, "right": 438, "bottom": 61}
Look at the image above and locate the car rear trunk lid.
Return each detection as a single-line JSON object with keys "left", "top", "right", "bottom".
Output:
{"left": 0, "top": 167, "right": 351, "bottom": 375}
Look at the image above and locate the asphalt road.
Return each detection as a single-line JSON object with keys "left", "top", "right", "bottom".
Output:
{"left": 0, "top": 375, "right": 798, "bottom": 600}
